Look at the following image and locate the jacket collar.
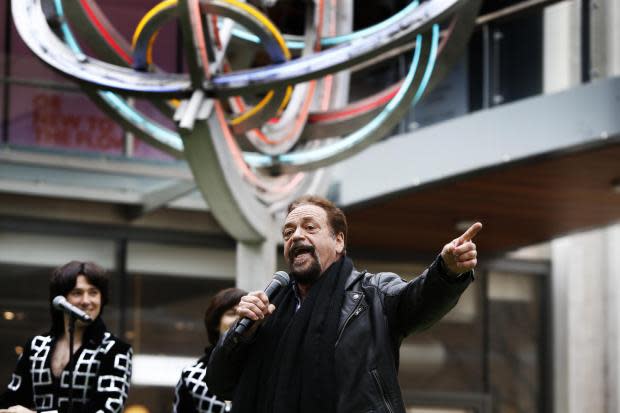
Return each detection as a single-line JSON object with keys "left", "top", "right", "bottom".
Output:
{"left": 344, "top": 267, "right": 366, "bottom": 290}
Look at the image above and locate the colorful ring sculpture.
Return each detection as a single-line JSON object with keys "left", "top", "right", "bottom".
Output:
{"left": 13, "top": 0, "right": 480, "bottom": 242}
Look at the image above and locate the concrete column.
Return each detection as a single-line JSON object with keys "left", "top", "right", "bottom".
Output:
{"left": 606, "top": 0, "right": 620, "bottom": 76}
{"left": 543, "top": 1, "right": 581, "bottom": 93}
{"left": 546, "top": 0, "right": 620, "bottom": 81}
{"left": 588, "top": 0, "right": 620, "bottom": 78}
{"left": 551, "top": 225, "right": 620, "bottom": 413}
{"left": 236, "top": 232, "right": 278, "bottom": 292}
{"left": 330, "top": 0, "right": 353, "bottom": 107}
{"left": 606, "top": 224, "right": 620, "bottom": 413}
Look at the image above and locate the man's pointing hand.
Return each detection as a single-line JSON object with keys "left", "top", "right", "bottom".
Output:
{"left": 440, "top": 222, "right": 482, "bottom": 276}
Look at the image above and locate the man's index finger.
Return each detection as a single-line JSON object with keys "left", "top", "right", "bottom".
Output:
{"left": 459, "top": 222, "right": 483, "bottom": 242}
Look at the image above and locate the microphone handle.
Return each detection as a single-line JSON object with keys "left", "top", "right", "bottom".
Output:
{"left": 64, "top": 301, "right": 92, "bottom": 322}
{"left": 53, "top": 296, "right": 92, "bottom": 322}
{"left": 235, "top": 316, "right": 254, "bottom": 335}
{"left": 234, "top": 279, "right": 283, "bottom": 335}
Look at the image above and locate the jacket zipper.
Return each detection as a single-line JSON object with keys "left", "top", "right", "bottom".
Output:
{"left": 334, "top": 298, "right": 364, "bottom": 348}
{"left": 371, "top": 369, "right": 395, "bottom": 413}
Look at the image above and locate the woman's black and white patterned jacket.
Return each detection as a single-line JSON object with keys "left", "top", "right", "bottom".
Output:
{"left": 173, "top": 348, "right": 229, "bottom": 413}
{"left": 0, "top": 318, "right": 132, "bottom": 413}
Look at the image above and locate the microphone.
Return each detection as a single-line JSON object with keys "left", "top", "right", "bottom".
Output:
{"left": 52, "top": 296, "right": 93, "bottom": 323}
{"left": 234, "top": 271, "right": 290, "bottom": 335}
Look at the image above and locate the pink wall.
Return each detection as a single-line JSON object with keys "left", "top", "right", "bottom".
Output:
{"left": 6, "top": 0, "right": 180, "bottom": 160}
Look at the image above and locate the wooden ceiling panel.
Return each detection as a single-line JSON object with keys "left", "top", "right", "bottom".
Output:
{"left": 345, "top": 142, "right": 620, "bottom": 258}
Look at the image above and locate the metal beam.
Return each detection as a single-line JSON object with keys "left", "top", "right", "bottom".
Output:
{"left": 475, "top": 0, "right": 567, "bottom": 26}
{"left": 0, "top": 160, "right": 205, "bottom": 210}
{"left": 125, "top": 180, "right": 197, "bottom": 220}
{"left": 0, "top": 147, "right": 192, "bottom": 179}
{"left": 0, "top": 214, "right": 234, "bottom": 248}
{"left": 331, "top": 76, "right": 620, "bottom": 207}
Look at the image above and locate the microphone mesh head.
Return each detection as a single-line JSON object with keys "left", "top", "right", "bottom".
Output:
{"left": 52, "top": 295, "right": 66, "bottom": 309}
{"left": 274, "top": 271, "right": 290, "bottom": 286}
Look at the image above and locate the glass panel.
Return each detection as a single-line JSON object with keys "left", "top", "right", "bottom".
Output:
{"left": 409, "top": 57, "right": 469, "bottom": 129}
{"left": 124, "top": 272, "right": 234, "bottom": 356}
{"left": 0, "top": 264, "right": 52, "bottom": 392}
{"left": 468, "top": 7, "right": 543, "bottom": 111}
{"left": 6, "top": 3, "right": 180, "bottom": 160}
{"left": 7, "top": 16, "right": 125, "bottom": 155}
{"left": 124, "top": 272, "right": 235, "bottom": 412}
{"left": 8, "top": 85, "right": 126, "bottom": 155}
{"left": 488, "top": 271, "right": 543, "bottom": 413}
{"left": 399, "top": 280, "right": 483, "bottom": 393}
{"left": 126, "top": 386, "right": 176, "bottom": 413}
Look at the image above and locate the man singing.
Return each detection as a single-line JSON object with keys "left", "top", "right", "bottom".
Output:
{"left": 206, "top": 195, "right": 481, "bottom": 413}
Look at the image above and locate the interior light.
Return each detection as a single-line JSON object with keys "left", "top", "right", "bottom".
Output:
{"left": 15, "top": 346, "right": 23, "bottom": 355}
{"left": 3, "top": 311, "right": 15, "bottom": 321}
{"left": 132, "top": 354, "right": 195, "bottom": 386}
{"left": 125, "top": 405, "right": 149, "bottom": 413}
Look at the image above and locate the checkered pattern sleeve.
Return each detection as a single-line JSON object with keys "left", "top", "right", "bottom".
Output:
{"left": 0, "top": 339, "right": 35, "bottom": 409}
{"left": 173, "top": 373, "right": 195, "bottom": 413}
{"left": 82, "top": 336, "right": 133, "bottom": 413}
{"left": 173, "top": 360, "right": 228, "bottom": 413}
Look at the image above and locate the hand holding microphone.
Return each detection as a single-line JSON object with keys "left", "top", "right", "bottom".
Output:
{"left": 52, "top": 295, "right": 93, "bottom": 323}
{"left": 234, "top": 271, "right": 289, "bottom": 336}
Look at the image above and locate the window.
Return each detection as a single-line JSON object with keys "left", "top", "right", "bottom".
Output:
{"left": 355, "top": 256, "right": 551, "bottom": 413}
{"left": 469, "top": 0, "right": 544, "bottom": 111}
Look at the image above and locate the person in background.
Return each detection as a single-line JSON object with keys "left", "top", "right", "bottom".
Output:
{"left": 173, "top": 287, "right": 246, "bottom": 413}
{"left": 0, "top": 261, "right": 132, "bottom": 413}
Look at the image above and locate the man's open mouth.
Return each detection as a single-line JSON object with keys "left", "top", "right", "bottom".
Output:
{"left": 290, "top": 244, "right": 315, "bottom": 262}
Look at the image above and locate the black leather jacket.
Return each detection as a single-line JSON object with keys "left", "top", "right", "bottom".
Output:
{"left": 206, "top": 257, "right": 472, "bottom": 413}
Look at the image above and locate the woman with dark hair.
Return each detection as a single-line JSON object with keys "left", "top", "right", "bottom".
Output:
{"left": 0, "top": 261, "right": 132, "bottom": 413}
{"left": 173, "top": 287, "right": 246, "bottom": 413}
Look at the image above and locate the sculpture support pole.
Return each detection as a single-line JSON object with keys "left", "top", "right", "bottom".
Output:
{"left": 236, "top": 227, "right": 279, "bottom": 292}
{"left": 181, "top": 109, "right": 280, "bottom": 288}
